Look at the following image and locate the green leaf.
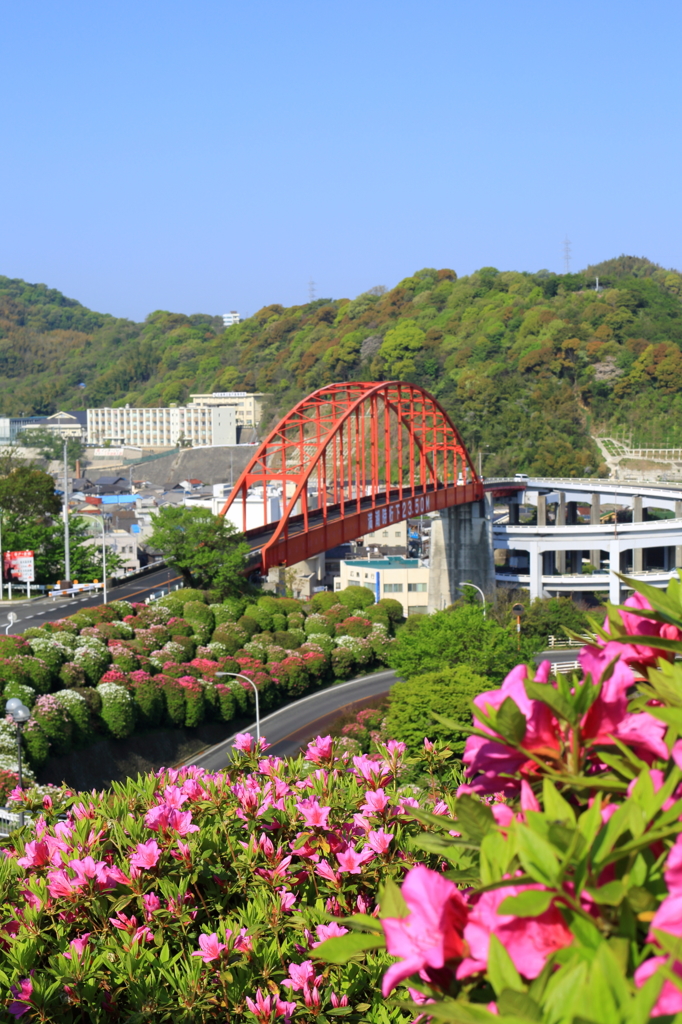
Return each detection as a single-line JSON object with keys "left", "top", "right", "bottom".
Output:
{"left": 311, "top": 932, "right": 386, "bottom": 963}
{"left": 499, "top": 889, "right": 554, "bottom": 918}
{"left": 496, "top": 990, "right": 541, "bottom": 1021}
{"left": 487, "top": 934, "right": 525, "bottom": 996}
{"left": 455, "top": 794, "right": 494, "bottom": 841}
{"left": 496, "top": 697, "right": 527, "bottom": 745}
{"left": 524, "top": 680, "right": 575, "bottom": 723}
{"left": 378, "top": 877, "right": 409, "bottom": 919}
{"left": 332, "top": 914, "right": 383, "bottom": 933}
{"left": 409, "top": 834, "right": 479, "bottom": 863}
{"left": 515, "top": 825, "right": 560, "bottom": 885}
{"left": 585, "top": 880, "right": 625, "bottom": 906}
{"left": 542, "top": 778, "right": 576, "bottom": 825}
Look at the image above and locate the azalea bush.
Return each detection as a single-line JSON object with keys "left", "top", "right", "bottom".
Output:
{"left": 0, "top": 587, "right": 398, "bottom": 777}
{"left": 311, "top": 576, "right": 682, "bottom": 1022}
{"left": 0, "top": 732, "right": 447, "bottom": 1022}
{"left": 6, "top": 577, "right": 682, "bottom": 1020}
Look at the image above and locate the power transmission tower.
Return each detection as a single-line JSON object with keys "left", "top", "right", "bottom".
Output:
{"left": 308, "top": 278, "right": 316, "bottom": 303}
{"left": 563, "top": 237, "right": 572, "bottom": 274}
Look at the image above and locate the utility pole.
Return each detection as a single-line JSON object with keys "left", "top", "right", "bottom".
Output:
{"left": 63, "top": 439, "right": 70, "bottom": 583}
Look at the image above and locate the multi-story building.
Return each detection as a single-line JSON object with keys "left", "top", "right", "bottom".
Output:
{"left": 86, "top": 404, "right": 236, "bottom": 448}
{"left": 222, "top": 312, "right": 241, "bottom": 328}
{"left": 189, "top": 391, "right": 269, "bottom": 427}
{"left": 334, "top": 555, "right": 429, "bottom": 617}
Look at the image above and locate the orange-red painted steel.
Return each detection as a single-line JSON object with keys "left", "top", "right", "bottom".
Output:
{"left": 219, "top": 381, "right": 483, "bottom": 573}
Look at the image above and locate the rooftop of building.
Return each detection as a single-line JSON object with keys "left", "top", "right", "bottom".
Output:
{"left": 343, "top": 556, "right": 422, "bottom": 569}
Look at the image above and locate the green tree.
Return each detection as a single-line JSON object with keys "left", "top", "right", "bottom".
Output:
{"left": 379, "top": 321, "right": 425, "bottom": 378}
{"left": 385, "top": 666, "right": 494, "bottom": 756}
{"left": 387, "top": 604, "right": 534, "bottom": 683}
{"left": 148, "top": 505, "right": 249, "bottom": 596}
{"left": 0, "top": 515, "right": 116, "bottom": 586}
{"left": 517, "top": 596, "right": 595, "bottom": 651}
{"left": 0, "top": 466, "right": 61, "bottom": 521}
{"left": 17, "top": 428, "right": 84, "bottom": 469}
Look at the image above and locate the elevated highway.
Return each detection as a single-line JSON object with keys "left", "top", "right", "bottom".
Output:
{"left": 490, "top": 477, "right": 682, "bottom": 601}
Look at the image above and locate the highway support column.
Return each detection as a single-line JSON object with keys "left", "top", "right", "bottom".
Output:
{"left": 555, "top": 492, "right": 566, "bottom": 574}
{"left": 633, "top": 496, "right": 644, "bottom": 573}
{"left": 427, "top": 499, "right": 495, "bottom": 613}
{"left": 590, "top": 493, "right": 601, "bottom": 571}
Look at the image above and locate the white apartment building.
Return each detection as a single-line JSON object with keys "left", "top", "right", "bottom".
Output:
{"left": 86, "top": 404, "right": 236, "bottom": 448}
{"left": 222, "top": 312, "right": 241, "bottom": 327}
{"left": 362, "top": 519, "right": 408, "bottom": 551}
{"left": 334, "top": 556, "right": 429, "bottom": 617}
{"left": 189, "top": 391, "right": 269, "bottom": 427}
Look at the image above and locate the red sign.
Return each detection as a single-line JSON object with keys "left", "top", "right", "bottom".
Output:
{"left": 4, "top": 550, "right": 35, "bottom": 583}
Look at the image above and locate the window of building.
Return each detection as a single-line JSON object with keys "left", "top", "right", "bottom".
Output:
{"left": 384, "top": 583, "right": 403, "bottom": 593}
{"left": 382, "top": 530, "right": 389, "bottom": 537}
{"left": 408, "top": 583, "right": 427, "bottom": 592}
{"left": 395, "top": 531, "right": 401, "bottom": 537}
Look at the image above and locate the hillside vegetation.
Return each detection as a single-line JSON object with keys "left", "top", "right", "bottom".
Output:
{"left": 2, "top": 255, "right": 682, "bottom": 475}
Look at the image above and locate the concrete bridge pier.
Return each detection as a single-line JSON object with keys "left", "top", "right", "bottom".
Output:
{"left": 590, "top": 493, "right": 601, "bottom": 570}
{"left": 677, "top": 501, "right": 682, "bottom": 568}
{"left": 427, "top": 499, "right": 495, "bottom": 612}
{"left": 555, "top": 492, "right": 566, "bottom": 573}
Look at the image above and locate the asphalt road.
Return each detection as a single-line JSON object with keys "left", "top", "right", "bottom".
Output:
{"left": 0, "top": 565, "right": 181, "bottom": 634}
{"left": 186, "top": 668, "right": 398, "bottom": 770}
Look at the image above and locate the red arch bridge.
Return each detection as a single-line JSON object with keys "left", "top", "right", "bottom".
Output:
{"left": 219, "top": 381, "right": 491, "bottom": 575}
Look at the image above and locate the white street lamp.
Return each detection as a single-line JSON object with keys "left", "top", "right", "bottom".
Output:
{"left": 5, "top": 698, "right": 31, "bottom": 827}
{"left": 216, "top": 672, "right": 260, "bottom": 741}
{"left": 460, "top": 581, "right": 487, "bottom": 618}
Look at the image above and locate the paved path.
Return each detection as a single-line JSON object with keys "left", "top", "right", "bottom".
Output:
{"left": 0, "top": 566, "right": 181, "bottom": 634}
{"left": 186, "top": 668, "right": 398, "bottom": 770}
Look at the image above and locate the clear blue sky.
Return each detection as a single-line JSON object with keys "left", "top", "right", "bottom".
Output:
{"left": 1, "top": 1, "right": 680, "bottom": 322}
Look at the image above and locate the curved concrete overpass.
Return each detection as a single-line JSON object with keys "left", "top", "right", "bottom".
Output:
{"left": 490, "top": 477, "right": 682, "bottom": 601}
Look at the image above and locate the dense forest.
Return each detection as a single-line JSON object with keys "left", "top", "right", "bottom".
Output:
{"left": 1, "top": 255, "right": 682, "bottom": 476}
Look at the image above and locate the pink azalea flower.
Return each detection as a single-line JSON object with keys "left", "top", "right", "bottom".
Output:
{"left": 336, "top": 845, "right": 374, "bottom": 874}
{"left": 234, "top": 927, "right": 253, "bottom": 952}
{"left": 170, "top": 841, "right": 193, "bottom": 868}
{"left": 634, "top": 956, "right": 682, "bottom": 1015}
{"left": 233, "top": 732, "right": 256, "bottom": 753}
{"left": 367, "top": 829, "right": 393, "bottom": 854}
{"left": 381, "top": 865, "right": 469, "bottom": 996}
{"left": 462, "top": 662, "right": 560, "bottom": 796}
{"left": 581, "top": 591, "right": 682, "bottom": 678}
{"left": 8, "top": 977, "right": 33, "bottom": 1018}
{"left": 296, "top": 798, "right": 331, "bottom": 829}
{"left": 17, "top": 840, "right": 51, "bottom": 869}
{"left": 360, "top": 788, "right": 390, "bottom": 815}
{"left": 312, "top": 922, "right": 349, "bottom": 947}
{"left": 457, "top": 885, "right": 573, "bottom": 980}
{"left": 191, "top": 932, "right": 227, "bottom": 963}
{"left": 46, "top": 869, "right": 82, "bottom": 899}
{"left": 281, "top": 960, "right": 316, "bottom": 992}
{"left": 63, "top": 933, "right": 91, "bottom": 959}
{"left": 142, "top": 892, "right": 161, "bottom": 921}
{"left": 304, "top": 734, "right": 334, "bottom": 763}
{"left": 331, "top": 993, "right": 349, "bottom": 1007}
{"left": 246, "top": 988, "right": 295, "bottom": 1022}
{"left": 315, "top": 859, "right": 340, "bottom": 884}
{"left": 277, "top": 888, "right": 297, "bottom": 912}
{"left": 130, "top": 839, "right": 161, "bottom": 870}
{"left": 647, "top": 892, "right": 682, "bottom": 940}
{"left": 423, "top": 737, "right": 435, "bottom": 751}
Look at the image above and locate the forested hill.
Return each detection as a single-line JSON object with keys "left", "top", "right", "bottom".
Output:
{"left": 2, "top": 255, "right": 682, "bottom": 477}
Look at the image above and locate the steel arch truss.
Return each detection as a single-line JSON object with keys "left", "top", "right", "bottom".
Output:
{"left": 220, "top": 381, "right": 483, "bottom": 573}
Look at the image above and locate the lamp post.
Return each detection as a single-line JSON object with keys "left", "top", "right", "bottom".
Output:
{"left": 216, "top": 672, "right": 260, "bottom": 742}
{"left": 5, "top": 698, "right": 31, "bottom": 827}
{"left": 459, "top": 581, "right": 487, "bottom": 618}
{"left": 63, "top": 438, "right": 71, "bottom": 585}
{"left": 71, "top": 512, "right": 107, "bottom": 604}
